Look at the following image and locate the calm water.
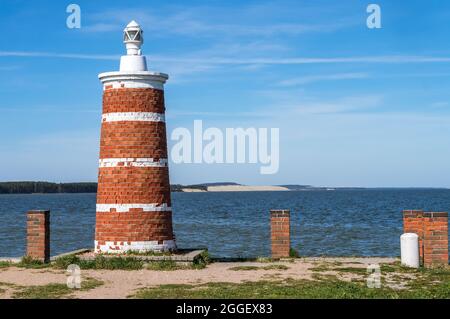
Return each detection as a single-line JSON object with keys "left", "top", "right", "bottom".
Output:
{"left": 1, "top": 190, "right": 449, "bottom": 258}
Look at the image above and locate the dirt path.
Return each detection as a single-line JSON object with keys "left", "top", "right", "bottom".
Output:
{"left": 0, "top": 257, "right": 396, "bottom": 299}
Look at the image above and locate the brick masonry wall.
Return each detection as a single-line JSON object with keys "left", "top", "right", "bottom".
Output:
{"left": 423, "top": 212, "right": 448, "bottom": 267}
{"left": 403, "top": 210, "right": 424, "bottom": 264}
{"left": 96, "top": 167, "right": 171, "bottom": 204}
{"left": 26, "top": 210, "right": 50, "bottom": 262}
{"left": 271, "top": 210, "right": 290, "bottom": 258}
{"left": 95, "top": 211, "right": 174, "bottom": 244}
{"left": 99, "top": 122, "right": 168, "bottom": 159}
{"left": 95, "top": 87, "right": 175, "bottom": 252}
{"left": 403, "top": 210, "right": 448, "bottom": 267}
{"left": 102, "top": 88, "right": 165, "bottom": 113}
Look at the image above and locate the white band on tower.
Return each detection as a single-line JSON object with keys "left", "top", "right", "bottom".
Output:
{"left": 102, "top": 112, "right": 165, "bottom": 123}
{"left": 99, "top": 158, "right": 168, "bottom": 168}
{"left": 96, "top": 203, "right": 172, "bottom": 213}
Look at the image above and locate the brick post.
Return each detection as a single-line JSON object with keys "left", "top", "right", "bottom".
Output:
{"left": 402, "top": 210, "right": 424, "bottom": 265}
{"left": 271, "top": 210, "right": 290, "bottom": 258}
{"left": 95, "top": 21, "right": 176, "bottom": 253}
{"left": 26, "top": 210, "right": 50, "bottom": 262}
{"left": 423, "top": 212, "right": 448, "bottom": 267}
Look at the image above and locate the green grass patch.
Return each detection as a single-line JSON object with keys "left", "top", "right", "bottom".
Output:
{"left": 146, "top": 260, "right": 179, "bottom": 271}
{"left": 16, "top": 256, "right": 50, "bottom": 269}
{"left": 229, "top": 266, "right": 259, "bottom": 271}
{"left": 130, "top": 279, "right": 393, "bottom": 299}
{"left": 309, "top": 264, "right": 331, "bottom": 272}
{"left": 53, "top": 255, "right": 143, "bottom": 270}
{"left": 289, "top": 248, "right": 300, "bottom": 258}
{"left": 131, "top": 263, "right": 450, "bottom": 299}
{"left": 131, "top": 267, "right": 450, "bottom": 299}
{"left": 229, "top": 264, "right": 289, "bottom": 271}
{"left": 334, "top": 267, "right": 367, "bottom": 275}
{"left": 192, "top": 251, "right": 211, "bottom": 269}
{"left": 53, "top": 252, "right": 210, "bottom": 271}
{"left": 0, "top": 261, "right": 12, "bottom": 269}
{"left": 12, "top": 277, "right": 103, "bottom": 299}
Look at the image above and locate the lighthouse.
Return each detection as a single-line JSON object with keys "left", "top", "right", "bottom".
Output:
{"left": 95, "top": 21, "right": 176, "bottom": 253}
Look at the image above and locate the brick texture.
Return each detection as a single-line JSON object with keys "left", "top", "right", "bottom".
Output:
{"left": 26, "top": 210, "right": 50, "bottom": 262}
{"left": 95, "top": 211, "right": 174, "bottom": 243}
{"left": 423, "top": 212, "right": 448, "bottom": 267}
{"left": 102, "top": 88, "right": 165, "bottom": 113}
{"left": 403, "top": 210, "right": 448, "bottom": 267}
{"left": 271, "top": 210, "right": 290, "bottom": 258}
{"left": 99, "top": 122, "right": 168, "bottom": 159}
{"left": 95, "top": 87, "right": 175, "bottom": 251}
{"left": 97, "top": 167, "right": 171, "bottom": 204}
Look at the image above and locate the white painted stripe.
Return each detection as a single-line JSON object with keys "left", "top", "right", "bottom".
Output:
{"left": 103, "top": 80, "right": 165, "bottom": 91}
{"left": 95, "top": 240, "right": 176, "bottom": 253}
{"left": 102, "top": 112, "right": 165, "bottom": 123}
{"left": 98, "top": 72, "right": 168, "bottom": 91}
{"left": 96, "top": 203, "right": 172, "bottom": 213}
{"left": 99, "top": 158, "right": 168, "bottom": 168}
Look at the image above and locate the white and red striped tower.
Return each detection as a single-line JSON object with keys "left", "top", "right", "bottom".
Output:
{"left": 95, "top": 21, "right": 176, "bottom": 253}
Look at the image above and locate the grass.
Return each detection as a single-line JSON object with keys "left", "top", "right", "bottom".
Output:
{"left": 289, "top": 248, "right": 300, "bottom": 258}
{"left": 131, "top": 262, "right": 450, "bottom": 299}
{"left": 334, "top": 267, "right": 368, "bottom": 275}
{"left": 53, "top": 251, "right": 211, "bottom": 271}
{"left": 16, "top": 256, "right": 50, "bottom": 269}
{"left": 146, "top": 260, "right": 179, "bottom": 271}
{"left": 0, "top": 261, "right": 12, "bottom": 269}
{"left": 130, "top": 279, "right": 396, "bottom": 299}
{"left": 53, "top": 255, "right": 144, "bottom": 270}
{"left": 193, "top": 251, "right": 211, "bottom": 269}
{"left": 229, "top": 264, "right": 289, "bottom": 271}
{"left": 131, "top": 267, "right": 450, "bottom": 299}
{"left": 12, "top": 277, "right": 104, "bottom": 299}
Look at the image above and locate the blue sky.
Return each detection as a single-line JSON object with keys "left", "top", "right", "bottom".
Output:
{"left": 1, "top": 0, "right": 450, "bottom": 187}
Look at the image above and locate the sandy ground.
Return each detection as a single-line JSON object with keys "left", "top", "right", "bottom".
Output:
{"left": 0, "top": 257, "right": 395, "bottom": 299}
{"left": 207, "top": 185, "right": 289, "bottom": 192}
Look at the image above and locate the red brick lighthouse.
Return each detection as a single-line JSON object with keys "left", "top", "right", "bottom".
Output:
{"left": 95, "top": 21, "right": 176, "bottom": 253}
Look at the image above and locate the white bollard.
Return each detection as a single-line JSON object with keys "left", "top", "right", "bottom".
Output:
{"left": 400, "top": 233, "right": 420, "bottom": 268}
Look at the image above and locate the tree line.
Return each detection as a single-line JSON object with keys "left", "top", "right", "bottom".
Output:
{"left": 0, "top": 182, "right": 97, "bottom": 194}
{"left": 0, "top": 182, "right": 207, "bottom": 194}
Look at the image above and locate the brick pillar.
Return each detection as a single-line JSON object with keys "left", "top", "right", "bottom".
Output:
{"left": 423, "top": 212, "right": 448, "bottom": 267}
{"left": 271, "top": 210, "right": 290, "bottom": 258}
{"left": 26, "top": 210, "right": 50, "bottom": 262}
{"left": 95, "top": 22, "right": 175, "bottom": 254}
{"left": 403, "top": 210, "right": 424, "bottom": 264}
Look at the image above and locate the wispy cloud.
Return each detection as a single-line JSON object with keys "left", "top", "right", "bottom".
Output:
{"left": 278, "top": 73, "right": 369, "bottom": 86}
{"left": 82, "top": 6, "right": 350, "bottom": 37}
{"left": 287, "top": 95, "right": 384, "bottom": 115}
{"left": 0, "top": 51, "right": 117, "bottom": 60}
{"left": 430, "top": 101, "right": 449, "bottom": 108}
{"left": 3, "top": 51, "right": 450, "bottom": 65}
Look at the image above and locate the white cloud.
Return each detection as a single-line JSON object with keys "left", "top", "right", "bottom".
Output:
{"left": 82, "top": 6, "right": 350, "bottom": 37}
{"left": 3, "top": 50, "right": 450, "bottom": 66}
{"left": 277, "top": 73, "right": 369, "bottom": 86}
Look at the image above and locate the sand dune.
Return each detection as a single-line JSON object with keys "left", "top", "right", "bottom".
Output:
{"left": 181, "top": 188, "right": 207, "bottom": 192}
{"left": 207, "top": 185, "right": 289, "bottom": 192}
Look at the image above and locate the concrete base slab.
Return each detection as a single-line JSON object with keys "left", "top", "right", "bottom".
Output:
{"left": 53, "top": 248, "right": 208, "bottom": 266}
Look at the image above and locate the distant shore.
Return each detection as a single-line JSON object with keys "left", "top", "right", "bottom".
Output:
{"left": 0, "top": 181, "right": 448, "bottom": 194}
